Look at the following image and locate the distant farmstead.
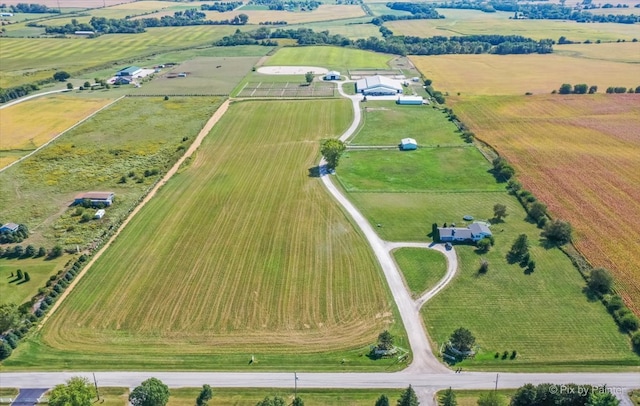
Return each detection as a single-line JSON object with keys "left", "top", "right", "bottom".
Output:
{"left": 355, "top": 75, "right": 403, "bottom": 96}
{"left": 400, "top": 138, "right": 417, "bottom": 151}
{"left": 74, "top": 192, "right": 115, "bottom": 207}
{"left": 74, "top": 30, "right": 95, "bottom": 36}
{"left": 439, "top": 222, "right": 492, "bottom": 242}
{"left": 116, "top": 66, "right": 142, "bottom": 77}
{"left": 0, "top": 223, "right": 20, "bottom": 233}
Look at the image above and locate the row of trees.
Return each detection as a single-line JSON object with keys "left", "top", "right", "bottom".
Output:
{"left": 557, "top": 83, "right": 598, "bottom": 94}
{"left": 248, "top": 0, "right": 321, "bottom": 11}
{"left": 2, "top": 2, "right": 60, "bottom": 13}
{"left": 371, "top": 2, "right": 444, "bottom": 24}
{"left": 605, "top": 86, "right": 640, "bottom": 93}
{"left": 200, "top": 1, "right": 242, "bottom": 12}
{"left": 0, "top": 244, "right": 55, "bottom": 259}
{"left": 0, "top": 82, "right": 40, "bottom": 103}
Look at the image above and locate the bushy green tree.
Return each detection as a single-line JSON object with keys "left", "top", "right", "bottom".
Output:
{"left": 53, "top": 71, "right": 70, "bottom": 81}
{"left": 129, "top": 378, "right": 170, "bottom": 406}
{"left": 586, "top": 391, "right": 620, "bottom": 406}
{"left": 450, "top": 327, "right": 475, "bottom": 352}
{"left": 0, "top": 340, "right": 12, "bottom": 360}
{"left": 305, "top": 71, "right": 314, "bottom": 84}
{"left": 375, "top": 394, "right": 390, "bottom": 406}
{"left": 493, "top": 204, "right": 508, "bottom": 222}
{"left": 588, "top": 268, "right": 613, "bottom": 295}
{"left": 476, "top": 238, "right": 491, "bottom": 253}
{"left": 377, "top": 330, "right": 394, "bottom": 350}
{"left": 508, "top": 234, "right": 529, "bottom": 262}
{"left": 292, "top": 397, "right": 304, "bottom": 406}
{"left": 320, "top": 138, "right": 346, "bottom": 170}
{"left": 477, "top": 391, "right": 505, "bottom": 406}
{"left": 0, "top": 303, "right": 20, "bottom": 333}
{"left": 196, "top": 384, "right": 213, "bottom": 406}
{"left": 398, "top": 385, "right": 419, "bottom": 406}
{"left": 49, "top": 376, "right": 96, "bottom": 406}
{"left": 541, "top": 219, "right": 572, "bottom": 245}
{"left": 439, "top": 388, "right": 457, "bottom": 406}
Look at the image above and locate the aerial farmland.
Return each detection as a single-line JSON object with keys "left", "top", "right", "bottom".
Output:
{"left": 0, "top": 0, "right": 638, "bottom": 403}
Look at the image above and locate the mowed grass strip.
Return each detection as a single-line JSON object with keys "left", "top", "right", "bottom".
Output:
{"left": 265, "top": 46, "right": 393, "bottom": 70}
{"left": 13, "top": 100, "right": 401, "bottom": 371}
{"left": 338, "top": 147, "right": 503, "bottom": 192}
{"left": 347, "top": 191, "right": 637, "bottom": 369}
{"left": 410, "top": 53, "right": 640, "bottom": 96}
{"left": 350, "top": 101, "right": 465, "bottom": 146}
{"left": 453, "top": 93, "right": 640, "bottom": 315}
{"left": 387, "top": 9, "right": 640, "bottom": 41}
{"left": 0, "top": 257, "right": 68, "bottom": 306}
{"left": 392, "top": 248, "right": 447, "bottom": 298}
{"left": 0, "top": 94, "right": 114, "bottom": 152}
{"left": 0, "top": 25, "right": 237, "bottom": 87}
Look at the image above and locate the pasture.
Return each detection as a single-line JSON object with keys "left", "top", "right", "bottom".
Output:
{"left": 237, "top": 81, "right": 335, "bottom": 97}
{"left": 410, "top": 53, "right": 640, "bottom": 95}
{"left": 0, "top": 256, "right": 68, "bottom": 306}
{"left": 387, "top": 9, "right": 640, "bottom": 42}
{"left": 4, "top": 100, "right": 407, "bottom": 371}
{"left": 137, "top": 56, "right": 259, "bottom": 95}
{"left": 392, "top": 248, "right": 447, "bottom": 298}
{"left": 0, "top": 25, "right": 237, "bottom": 87}
{"left": 0, "top": 94, "right": 114, "bottom": 164}
{"left": 265, "top": 46, "right": 393, "bottom": 70}
{"left": 452, "top": 93, "right": 640, "bottom": 315}
{"left": 0, "top": 97, "right": 221, "bottom": 249}
{"left": 349, "top": 101, "right": 465, "bottom": 146}
{"left": 346, "top": 190, "right": 637, "bottom": 369}
{"left": 292, "top": 18, "right": 382, "bottom": 39}
{"left": 338, "top": 147, "right": 503, "bottom": 192}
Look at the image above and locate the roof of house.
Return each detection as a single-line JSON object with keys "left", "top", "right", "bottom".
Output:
{"left": 356, "top": 75, "right": 403, "bottom": 91}
{"left": 401, "top": 138, "right": 417, "bottom": 145}
{"left": 439, "top": 227, "right": 472, "bottom": 239}
{"left": 1, "top": 222, "right": 20, "bottom": 231}
{"left": 398, "top": 96, "right": 423, "bottom": 102}
{"left": 469, "top": 222, "right": 492, "bottom": 235}
{"left": 326, "top": 70, "right": 340, "bottom": 76}
{"left": 75, "top": 192, "right": 114, "bottom": 200}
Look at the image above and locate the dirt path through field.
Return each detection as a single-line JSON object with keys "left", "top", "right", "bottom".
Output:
{"left": 38, "top": 99, "right": 231, "bottom": 329}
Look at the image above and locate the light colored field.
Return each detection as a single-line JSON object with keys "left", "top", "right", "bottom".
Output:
{"left": 6, "top": 100, "right": 404, "bottom": 371}
{"left": 139, "top": 56, "right": 259, "bottom": 95}
{"left": 135, "top": 5, "right": 367, "bottom": 24}
{"left": 346, "top": 190, "right": 638, "bottom": 369}
{"left": 589, "top": 6, "right": 640, "bottom": 14}
{"left": 265, "top": 46, "right": 393, "bottom": 70}
{"left": 411, "top": 53, "right": 640, "bottom": 95}
{"left": 387, "top": 9, "right": 640, "bottom": 41}
{"left": 292, "top": 18, "right": 382, "bottom": 39}
{"left": 453, "top": 94, "right": 640, "bottom": 316}
{"left": 0, "top": 95, "right": 113, "bottom": 152}
{"left": 555, "top": 41, "right": 640, "bottom": 63}
{"left": 0, "top": 0, "right": 136, "bottom": 7}
{"left": 393, "top": 248, "right": 447, "bottom": 298}
{"left": 0, "top": 25, "right": 236, "bottom": 88}
{"left": 0, "top": 256, "right": 68, "bottom": 306}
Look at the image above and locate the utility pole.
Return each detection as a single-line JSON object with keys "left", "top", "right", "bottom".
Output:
{"left": 93, "top": 373, "right": 100, "bottom": 401}
{"left": 494, "top": 373, "right": 499, "bottom": 392}
{"left": 294, "top": 372, "right": 298, "bottom": 399}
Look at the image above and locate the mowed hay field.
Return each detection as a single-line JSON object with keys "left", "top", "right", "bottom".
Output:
{"left": 453, "top": 94, "right": 640, "bottom": 315}
{"left": 0, "top": 25, "right": 236, "bottom": 87}
{"left": 6, "top": 100, "right": 402, "bottom": 371}
{"left": 411, "top": 52, "right": 640, "bottom": 95}
{"left": 265, "top": 46, "right": 393, "bottom": 70}
{"left": 387, "top": 9, "right": 640, "bottom": 41}
{"left": 0, "top": 94, "right": 114, "bottom": 165}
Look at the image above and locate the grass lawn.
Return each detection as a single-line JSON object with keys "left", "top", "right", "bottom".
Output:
{"left": 3, "top": 100, "right": 408, "bottom": 371}
{"left": 167, "top": 388, "right": 404, "bottom": 406}
{"left": 0, "top": 256, "right": 69, "bottom": 306}
{"left": 435, "top": 389, "right": 516, "bottom": 406}
{"left": 265, "top": 46, "right": 393, "bottom": 70}
{"left": 0, "top": 96, "right": 221, "bottom": 249}
{"left": 392, "top": 248, "right": 447, "bottom": 298}
{"left": 138, "top": 56, "right": 260, "bottom": 95}
{"left": 410, "top": 52, "right": 640, "bottom": 96}
{"left": 350, "top": 101, "right": 465, "bottom": 146}
{"left": 337, "top": 147, "right": 503, "bottom": 192}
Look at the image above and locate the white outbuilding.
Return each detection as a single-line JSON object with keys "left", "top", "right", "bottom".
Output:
{"left": 400, "top": 138, "right": 418, "bottom": 150}
{"left": 324, "top": 71, "right": 341, "bottom": 80}
{"left": 355, "top": 75, "right": 403, "bottom": 96}
{"left": 94, "top": 209, "right": 106, "bottom": 219}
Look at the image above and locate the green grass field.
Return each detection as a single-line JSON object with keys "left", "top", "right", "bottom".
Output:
{"left": 138, "top": 56, "right": 260, "bottom": 95}
{"left": 0, "top": 256, "right": 68, "bottom": 306}
{"left": 0, "top": 97, "right": 221, "bottom": 249}
{"left": 386, "top": 9, "right": 640, "bottom": 42}
{"left": 3, "top": 99, "right": 408, "bottom": 371}
{"left": 292, "top": 18, "right": 382, "bottom": 39}
{"left": 392, "top": 248, "right": 447, "bottom": 298}
{"left": 264, "top": 46, "right": 393, "bottom": 70}
{"left": 0, "top": 26, "right": 237, "bottom": 87}
{"left": 350, "top": 101, "right": 465, "bottom": 146}
{"left": 435, "top": 389, "right": 517, "bottom": 406}
{"left": 338, "top": 147, "right": 503, "bottom": 192}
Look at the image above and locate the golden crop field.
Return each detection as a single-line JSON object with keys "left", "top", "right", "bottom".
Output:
{"left": 135, "top": 5, "right": 367, "bottom": 24}
{"left": 452, "top": 94, "right": 640, "bottom": 314}
{"left": 387, "top": 9, "right": 640, "bottom": 42}
{"left": 555, "top": 41, "right": 640, "bottom": 63}
{"left": 0, "top": 94, "right": 114, "bottom": 157}
{"left": 410, "top": 53, "right": 640, "bottom": 95}
{"left": 28, "top": 100, "right": 400, "bottom": 370}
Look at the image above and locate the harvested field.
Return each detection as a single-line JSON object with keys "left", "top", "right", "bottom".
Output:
{"left": 0, "top": 0, "right": 135, "bottom": 7}
{"left": 238, "top": 81, "right": 335, "bottom": 97}
{"left": 0, "top": 94, "right": 114, "bottom": 158}
{"left": 388, "top": 9, "right": 640, "bottom": 41}
{"left": 139, "top": 56, "right": 259, "bottom": 95}
{"left": 555, "top": 41, "right": 640, "bottom": 64}
{"left": 6, "top": 100, "right": 404, "bottom": 371}
{"left": 265, "top": 46, "right": 393, "bottom": 70}
{"left": 293, "top": 18, "right": 382, "bottom": 39}
{"left": 411, "top": 53, "right": 640, "bottom": 95}
{"left": 452, "top": 93, "right": 640, "bottom": 314}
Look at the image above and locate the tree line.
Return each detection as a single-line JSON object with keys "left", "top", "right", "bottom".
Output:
{"left": 437, "top": 0, "right": 639, "bottom": 23}
{"left": 44, "top": 10, "right": 249, "bottom": 35}
{"left": 248, "top": 0, "right": 322, "bottom": 11}
{"left": 371, "top": 2, "right": 444, "bottom": 24}
{"left": 554, "top": 83, "right": 640, "bottom": 94}
{"left": 200, "top": 1, "right": 242, "bottom": 12}
{"left": 1, "top": 2, "right": 60, "bottom": 13}
{"left": 215, "top": 27, "right": 554, "bottom": 56}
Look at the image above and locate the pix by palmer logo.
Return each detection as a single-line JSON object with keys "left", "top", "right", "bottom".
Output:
{"left": 548, "top": 384, "right": 624, "bottom": 397}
